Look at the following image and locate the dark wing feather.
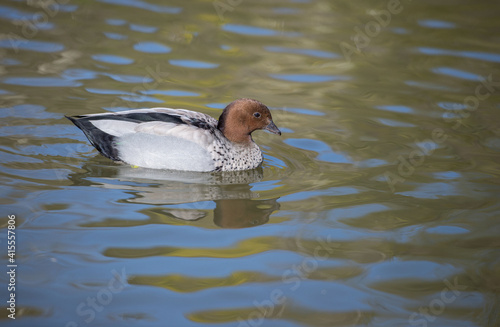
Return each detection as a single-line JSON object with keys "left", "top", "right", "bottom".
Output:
{"left": 76, "top": 112, "right": 185, "bottom": 125}
{"left": 180, "top": 117, "right": 214, "bottom": 130}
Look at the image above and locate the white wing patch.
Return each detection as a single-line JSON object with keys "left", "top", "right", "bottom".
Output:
{"left": 116, "top": 132, "right": 215, "bottom": 171}
{"left": 134, "top": 121, "right": 214, "bottom": 148}
{"left": 90, "top": 120, "right": 139, "bottom": 137}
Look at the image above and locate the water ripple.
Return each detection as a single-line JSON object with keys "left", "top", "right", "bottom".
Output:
{"left": 105, "top": 18, "right": 127, "bottom": 25}
{"left": 284, "top": 107, "right": 325, "bottom": 116}
{"left": 375, "top": 105, "right": 414, "bottom": 114}
{"left": 129, "top": 24, "right": 158, "bottom": 33}
{"left": 92, "top": 54, "right": 134, "bottom": 65}
{"left": 417, "top": 47, "right": 500, "bottom": 63}
{"left": 103, "top": 32, "right": 128, "bottom": 40}
{"left": 222, "top": 24, "right": 300, "bottom": 37}
{"left": 0, "top": 39, "right": 64, "bottom": 52}
{"left": 432, "top": 67, "right": 481, "bottom": 81}
{"left": 98, "top": 0, "right": 182, "bottom": 13}
{"left": 141, "top": 90, "right": 200, "bottom": 97}
{"left": 2, "top": 77, "right": 81, "bottom": 87}
{"left": 284, "top": 138, "right": 351, "bottom": 164}
{"left": 270, "top": 74, "right": 350, "bottom": 83}
{"left": 133, "top": 41, "right": 171, "bottom": 53}
{"left": 169, "top": 60, "right": 219, "bottom": 69}
{"left": 264, "top": 46, "right": 339, "bottom": 58}
{"left": 103, "top": 73, "right": 153, "bottom": 83}
{"left": 418, "top": 19, "right": 456, "bottom": 29}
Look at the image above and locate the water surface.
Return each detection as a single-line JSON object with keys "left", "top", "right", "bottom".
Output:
{"left": 1, "top": 0, "right": 499, "bottom": 326}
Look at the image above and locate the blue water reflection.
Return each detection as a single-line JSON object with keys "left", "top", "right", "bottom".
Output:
{"left": 142, "top": 90, "right": 200, "bottom": 97}
{"left": 129, "top": 24, "right": 158, "bottom": 33}
{"left": 432, "top": 67, "right": 480, "bottom": 81}
{"left": 98, "top": 0, "right": 181, "bottom": 13}
{"left": 103, "top": 73, "right": 153, "bottom": 83}
{"left": 375, "top": 105, "right": 414, "bottom": 114}
{"left": 418, "top": 19, "right": 456, "bottom": 29}
{"left": 0, "top": 39, "right": 64, "bottom": 52}
{"left": 92, "top": 54, "right": 134, "bottom": 65}
{"left": 285, "top": 107, "right": 325, "bottom": 116}
{"left": 169, "top": 60, "right": 219, "bottom": 69}
{"left": 264, "top": 46, "right": 339, "bottom": 59}
{"left": 133, "top": 41, "right": 171, "bottom": 53}
{"left": 106, "top": 18, "right": 127, "bottom": 25}
{"left": 270, "top": 74, "right": 350, "bottom": 83}
{"left": 3, "top": 77, "right": 81, "bottom": 87}
{"left": 285, "top": 139, "right": 351, "bottom": 163}
{"left": 222, "top": 24, "right": 300, "bottom": 37}
{"left": 417, "top": 47, "right": 500, "bottom": 63}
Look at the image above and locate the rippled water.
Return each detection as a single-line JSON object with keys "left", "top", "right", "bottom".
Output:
{"left": 1, "top": 0, "right": 500, "bottom": 326}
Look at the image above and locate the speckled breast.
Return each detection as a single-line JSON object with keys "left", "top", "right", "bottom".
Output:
{"left": 210, "top": 139, "right": 263, "bottom": 172}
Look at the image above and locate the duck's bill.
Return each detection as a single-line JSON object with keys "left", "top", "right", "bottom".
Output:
{"left": 265, "top": 121, "right": 281, "bottom": 135}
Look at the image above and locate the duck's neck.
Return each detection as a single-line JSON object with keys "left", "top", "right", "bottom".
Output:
{"left": 221, "top": 127, "right": 252, "bottom": 144}
{"left": 217, "top": 110, "right": 253, "bottom": 144}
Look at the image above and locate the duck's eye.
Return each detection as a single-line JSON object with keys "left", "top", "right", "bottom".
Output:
{"left": 253, "top": 112, "right": 261, "bottom": 118}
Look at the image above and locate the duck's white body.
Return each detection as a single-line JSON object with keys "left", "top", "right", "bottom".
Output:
{"left": 67, "top": 103, "right": 277, "bottom": 172}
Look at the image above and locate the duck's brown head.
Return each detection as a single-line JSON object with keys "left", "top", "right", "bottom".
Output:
{"left": 217, "top": 98, "right": 281, "bottom": 144}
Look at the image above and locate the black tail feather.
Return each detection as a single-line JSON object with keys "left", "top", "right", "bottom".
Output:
{"left": 66, "top": 115, "right": 121, "bottom": 161}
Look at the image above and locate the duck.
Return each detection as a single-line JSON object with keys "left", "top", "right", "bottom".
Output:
{"left": 66, "top": 98, "right": 281, "bottom": 172}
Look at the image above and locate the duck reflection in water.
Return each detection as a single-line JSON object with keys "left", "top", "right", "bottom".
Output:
{"left": 70, "top": 162, "right": 280, "bottom": 228}
{"left": 213, "top": 198, "right": 279, "bottom": 228}
{"left": 161, "top": 197, "right": 279, "bottom": 228}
